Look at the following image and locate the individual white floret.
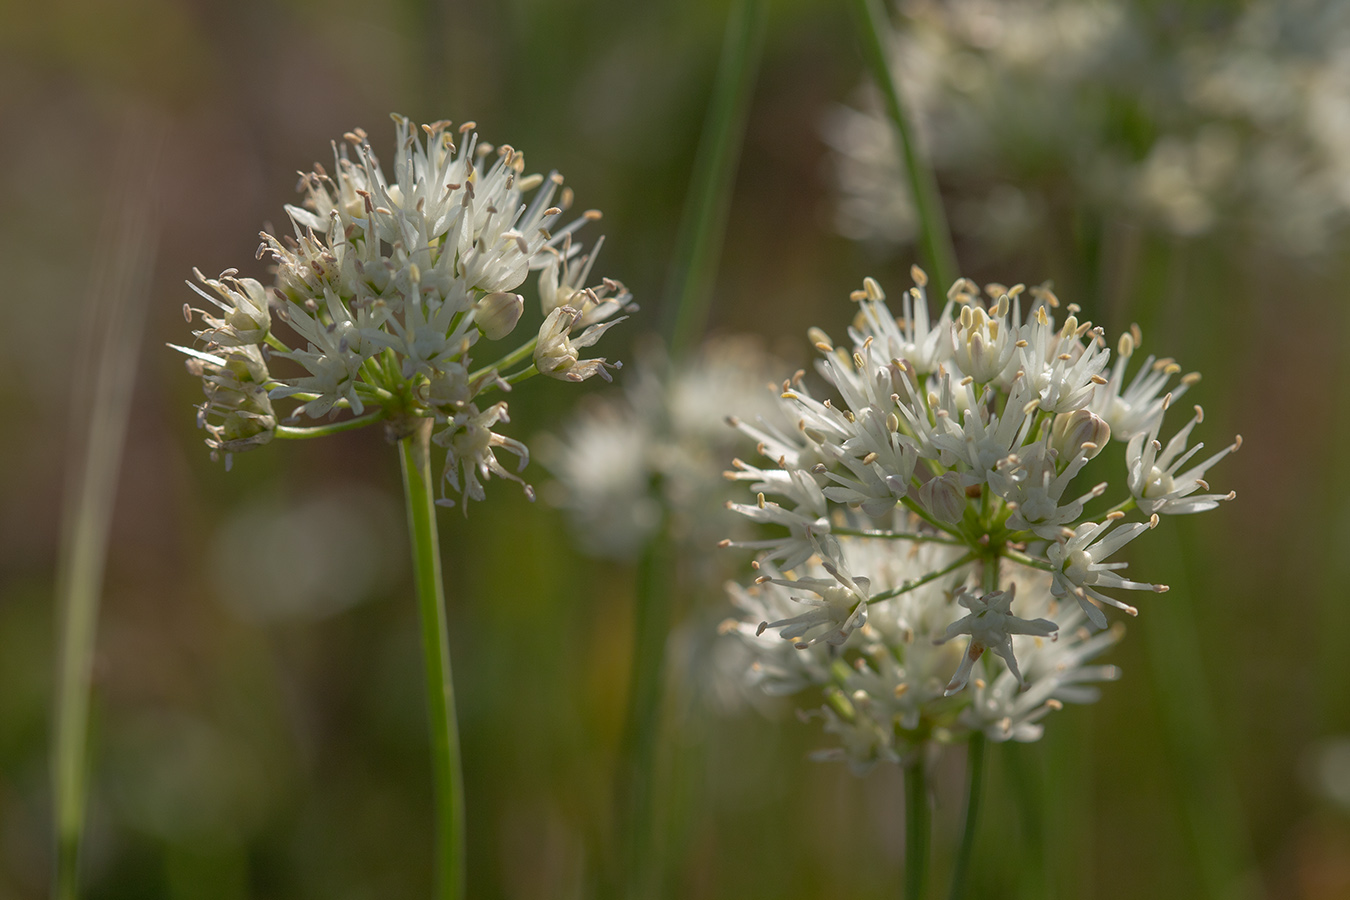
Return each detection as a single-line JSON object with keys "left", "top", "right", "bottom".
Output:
{"left": 754, "top": 553, "right": 872, "bottom": 649}
{"left": 950, "top": 293, "right": 1018, "bottom": 384}
{"left": 1015, "top": 306, "right": 1111, "bottom": 415}
{"left": 534, "top": 304, "right": 625, "bottom": 383}
{"left": 1048, "top": 512, "right": 1167, "bottom": 629}
{"left": 930, "top": 375, "right": 1039, "bottom": 482}
{"left": 848, "top": 268, "right": 955, "bottom": 376}
{"left": 186, "top": 269, "right": 272, "bottom": 347}
{"left": 935, "top": 584, "right": 1058, "bottom": 696}
{"left": 724, "top": 488, "right": 831, "bottom": 572}
{"left": 1127, "top": 396, "right": 1241, "bottom": 516}
{"left": 990, "top": 442, "right": 1106, "bottom": 540}
{"left": 1089, "top": 327, "right": 1199, "bottom": 440}
{"left": 432, "top": 401, "right": 532, "bottom": 508}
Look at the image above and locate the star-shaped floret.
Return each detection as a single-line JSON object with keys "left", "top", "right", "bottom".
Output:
{"left": 935, "top": 584, "right": 1058, "bottom": 696}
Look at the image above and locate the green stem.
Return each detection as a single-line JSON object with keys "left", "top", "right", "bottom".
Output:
{"left": 613, "top": 503, "right": 676, "bottom": 900}
{"left": 947, "top": 733, "right": 986, "bottom": 900}
{"left": 399, "top": 422, "right": 465, "bottom": 900}
{"left": 1004, "top": 743, "right": 1052, "bottom": 900}
{"left": 904, "top": 755, "right": 930, "bottom": 900}
{"left": 274, "top": 410, "right": 386, "bottom": 439}
{"left": 607, "top": 5, "right": 766, "bottom": 898}
{"left": 830, "top": 526, "right": 963, "bottom": 545}
{"left": 849, "top": 0, "right": 958, "bottom": 291}
{"left": 468, "top": 337, "right": 537, "bottom": 383}
{"left": 900, "top": 495, "right": 964, "bottom": 538}
{"left": 662, "top": 0, "right": 768, "bottom": 360}
{"left": 502, "top": 364, "right": 539, "bottom": 386}
{"left": 1003, "top": 549, "right": 1053, "bottom": 574}
{"left": 1102, "top": 495, "right": 1137, "bottom": 517}
{"left": 869, "top": 552, "right": 975, "bottom": 604}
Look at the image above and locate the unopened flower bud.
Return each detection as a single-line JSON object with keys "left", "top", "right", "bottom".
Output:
{"left": 1051, "top": 409, "right": 1111, "bottom": 462}
{"left": 475, "top": 291, "right": 524, "bottom": 340}
{"left": 918, "top": 471, "right": 966, "bottom": 524}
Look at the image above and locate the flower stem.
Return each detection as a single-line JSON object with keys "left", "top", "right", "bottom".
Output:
{"left": 662, "top": 0, "right": 768, "bottom": 360}
{"left": 613, "top": 502, "right": 675, "bottom": 900}
{"left": 904, "top": 754, "right": 930, "bottom": 900}
{"left": 274, "top": 410, "right": 386, "bottom": 439}
{"left": 830, "top": 526, "right": 964, "bottom": 545}
{"left": 399, "top": 421, "right": 465, "bottom": 900}
{"left": 849, "top": 0, "right": 958, "bottom": 291}
{"left": 1003, "top": 548, "right": 1053, "bottom": 573}
{"left": 468, "top": 337, "right": 537, "bottom": 383}
{"left": 869, "top": 552, "right": 974, "bottom": 604}
{"left": 947, "top": 733, "right": 986, "bottom": 900}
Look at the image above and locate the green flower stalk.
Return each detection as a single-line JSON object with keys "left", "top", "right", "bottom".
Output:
{"left": 174, "top": 115, "right": 631, "bottom": 900}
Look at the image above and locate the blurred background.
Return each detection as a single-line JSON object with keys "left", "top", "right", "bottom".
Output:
{"left": 1, "top": 0, "right": 1348, "bottom": 897}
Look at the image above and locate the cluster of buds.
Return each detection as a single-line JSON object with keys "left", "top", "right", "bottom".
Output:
{"left": 722, "top": 267, "right": 1239, "bottom": 769}
{"left": 174, "top": 115, "right": 632, "bottom": 505}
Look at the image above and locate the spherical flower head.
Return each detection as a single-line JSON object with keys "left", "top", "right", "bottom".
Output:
{"left": 719, "top": 271, "right": 1236, "bottom": 772}
{"left": 543, "top": 337, "right": 791, "bottom": 561}
{"left": 174, "top": 114, "right": 633, "bottom": 508}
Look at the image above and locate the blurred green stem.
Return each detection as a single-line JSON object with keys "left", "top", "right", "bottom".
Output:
{"left": 53, "top": 119, "right": 162, "bottom": 900}
{"left": 610, "top": 2, "right": 766, "bottom": 897}
{"left": 662, "top": 0, "right": 768, "bottom": 359}
{"left": 1004, "top": 742, "right": 1051, "bottom": 900}
{"left": 400, "top": 421, "right": 465, "bottom": 900}
{"left": 1140, "top": 521, "right": 1256, "bottom": 900}
{"left": 850, "top": 0, "right": 958, "bottom": 290}
{"left": 904, "top": 755, "right": 930, "bottom": 900}
{"left": 947, "top": 734, "right": 985, "bottom": 900}
{"left": 614, "top": 501, "right": 675, "bottom": 900}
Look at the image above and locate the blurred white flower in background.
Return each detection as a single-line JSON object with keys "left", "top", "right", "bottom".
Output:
{"left": 826, "top": 0, "right": 1350, "bottom": 258}
{"left": 540, "top": 337, "right": 788, "bottom": 561}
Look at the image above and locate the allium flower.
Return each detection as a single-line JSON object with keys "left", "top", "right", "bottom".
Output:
{"left": 720, "top": 269, "right": 1236, "bottom": 770}
{"left": 175, "top": 115, "right": 632, "bottom": 503}
{"left": 826, "top": 0, "right": 1350, "bottom": 258}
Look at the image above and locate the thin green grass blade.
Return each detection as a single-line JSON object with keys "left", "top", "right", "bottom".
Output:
{"left": 52, "top": 113, "right": 165, "bottom": 900}
{"left": 849, "top": 0, "right": 958, "bottom": 290}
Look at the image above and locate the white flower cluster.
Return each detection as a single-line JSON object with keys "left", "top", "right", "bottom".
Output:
{"left": 1146, "top": 0, "right": 1350, "bottom": 254}
{"left": 825, "top": 0, "right": 1158, "bottom": 253}
{"left": 827, "top": 0, "right": 1350, "bottom": 256}
{"left": 722, "top": 268, "right": 1239, "bottom": 770}
{"left": 541, "top": 338, "right": 785, "bottom": 560}
{"left": 175, "top": 115, "right": 631, "bottom": 505}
